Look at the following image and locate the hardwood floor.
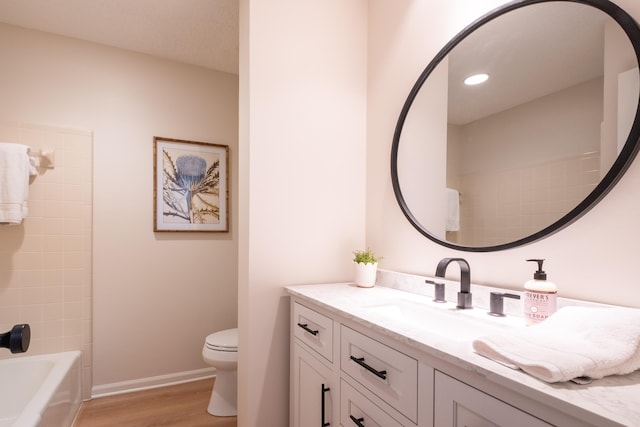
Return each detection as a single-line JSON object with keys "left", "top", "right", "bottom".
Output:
{"left": 74, "top": 378, "right": 237, "bottom": 427}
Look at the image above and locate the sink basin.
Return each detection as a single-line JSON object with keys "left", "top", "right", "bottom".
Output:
{"left": 360, "top": 298, "right": 522, "bottom": 341}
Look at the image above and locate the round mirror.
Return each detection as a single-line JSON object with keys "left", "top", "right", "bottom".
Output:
{"left": 391, "top": 0, "right": 640, "bottom": 252}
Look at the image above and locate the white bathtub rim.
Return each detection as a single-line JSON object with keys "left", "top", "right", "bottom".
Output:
{"left": 11, "top": 351, "right": 81, "bottom": 427}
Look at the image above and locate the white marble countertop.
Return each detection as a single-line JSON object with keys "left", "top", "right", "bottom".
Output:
{"left": 286, "top": 281, "right": 640, "bottom": 427}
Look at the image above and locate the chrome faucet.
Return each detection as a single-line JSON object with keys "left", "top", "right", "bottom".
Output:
{"left": 435, "top": 257, "right": 473, "bottom": 309}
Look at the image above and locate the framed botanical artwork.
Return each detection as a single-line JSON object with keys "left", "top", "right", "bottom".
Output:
{"left": 153, "top": 136, "right": 229, "bottom": 232}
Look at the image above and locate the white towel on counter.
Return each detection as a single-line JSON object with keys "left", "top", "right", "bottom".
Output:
{"left": 0, "top": 142, "right": 37, "bottom": 225}
{"left": 472, "top": 306, "right": 640, "bottom": 383}
{"left": 445, "top": 188, "right": 460, "bottom": 231}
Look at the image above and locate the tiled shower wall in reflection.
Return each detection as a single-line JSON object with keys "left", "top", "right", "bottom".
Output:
{"left": 456, "top": 152, "right": 600, "bottom": 247}
{"left": 0, "top": 121, "right": 92, "bottom": 399}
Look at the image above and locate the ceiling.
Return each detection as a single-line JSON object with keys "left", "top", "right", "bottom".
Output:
{"left": 0, "top": 0, "right": 239, "bottom": 75}
{"left": 447, "top": 2, "right": 609, "bottom": 125}
{"left": 0, "top": 1, "right": 624, "bottom": 120}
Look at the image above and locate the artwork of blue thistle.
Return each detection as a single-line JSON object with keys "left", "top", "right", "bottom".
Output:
{"left": 176, "top": 155, "right": 207, "bottom": 187}
{"left": 176, "top": 155, "right": 206, "bottom": 212}
{"left": 162, "top": 149, "right": 221, "bottom": 224}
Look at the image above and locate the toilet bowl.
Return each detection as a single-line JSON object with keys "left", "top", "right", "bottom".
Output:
{"left": 202, "top": 328, "right": 238, "bottom": 417}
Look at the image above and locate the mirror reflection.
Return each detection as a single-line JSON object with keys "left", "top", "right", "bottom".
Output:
{"left": 396, "top": 1, "right": 640, "bottom": 249}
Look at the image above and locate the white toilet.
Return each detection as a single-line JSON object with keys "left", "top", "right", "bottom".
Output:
{"left": 202, "top": 328, "right": 238, "bottom": 416}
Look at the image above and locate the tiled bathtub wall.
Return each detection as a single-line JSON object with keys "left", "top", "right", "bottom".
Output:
{"left": 0, "top": 121, "right": 92, "bottom": 399}
{"left": 452, "top": 152, "right": 600, "bottom": 247}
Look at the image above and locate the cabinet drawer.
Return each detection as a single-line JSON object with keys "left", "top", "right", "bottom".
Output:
{"left": 341, "top": 379, "right": 404, "bottom": 427}
{"left": 292, "top": 302, "right": 333, "bottom": 362}
{"left": 434, "top": 371, "right": 553, "bottom": 427}
{"left": 340, "top": 325, "right": 418, "bottom": 422}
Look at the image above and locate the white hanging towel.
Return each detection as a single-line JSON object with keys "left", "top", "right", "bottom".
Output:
{"left": 0, "top": 143, "right": 37, "bottom": 225}
{"left": 445, "top": 188, "right": 460, "bottom": 231}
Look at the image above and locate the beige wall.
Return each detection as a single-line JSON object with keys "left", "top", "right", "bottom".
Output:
{"left": 0, "top": 122, "right": 92, "bottom": 398}
{"left": 238, "top": 0, "right": 367, "bottom": 425}
{"left": 368, "top": 0, "right": 640, "bottom": 307}
{"left": 0, "top": 24, "right": 239, "bottom": 394}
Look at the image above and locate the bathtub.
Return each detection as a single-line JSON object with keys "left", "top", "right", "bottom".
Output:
{"left": 0, "top": 351, "right": 81, "bottom": 427}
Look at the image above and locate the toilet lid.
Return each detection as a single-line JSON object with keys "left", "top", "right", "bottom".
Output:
{"left": 206, "top": 328, "right": 238, "bottom": 350}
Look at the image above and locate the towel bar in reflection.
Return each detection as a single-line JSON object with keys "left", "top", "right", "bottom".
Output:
{"left": 28, "top": 149, "right": 55, "bottom": 169}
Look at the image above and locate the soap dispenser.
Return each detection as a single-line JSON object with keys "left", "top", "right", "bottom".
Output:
{"left": 524, "top": 259, "right": 557, "bottom": 325}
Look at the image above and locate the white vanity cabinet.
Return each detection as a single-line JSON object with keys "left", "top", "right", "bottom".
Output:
{"left": 291, "top": 300, "right": 433, "bottom": 427}
{"left": 290, "top": 297, "right": 551, "bottom": 427}
{"left": 288, "top": 283, "right": 639, "bottom": 427}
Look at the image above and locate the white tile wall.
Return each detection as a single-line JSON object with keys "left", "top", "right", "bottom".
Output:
{"left": 0, "top": 121, "right": 92, "bottom": 399}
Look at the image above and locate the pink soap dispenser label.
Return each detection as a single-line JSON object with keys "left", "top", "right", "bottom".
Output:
{"left": 524, "top": 290, "right": 557, "bottom": 325}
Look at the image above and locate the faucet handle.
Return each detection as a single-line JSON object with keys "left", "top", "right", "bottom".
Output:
{"left": 488, "top": 292, "right": 521, "bottom": 317}
{"left": 425, "top": 279, "right": 446, "bottom": 303}
{"left": 0, "top": 324, "right": 30, "bottom": 354}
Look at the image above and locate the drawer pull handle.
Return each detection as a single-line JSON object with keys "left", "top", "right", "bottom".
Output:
{"left": 297, "top": 323, "right": 319, "bottom": 336}
{"left": 321, "top": 384, "right": 330, "bottom": 426}
{"left": 350, "top": 356, "right": 387, "bottom": 380}
{"left": 349, "top": 415, "right": 365, "bottom": 427}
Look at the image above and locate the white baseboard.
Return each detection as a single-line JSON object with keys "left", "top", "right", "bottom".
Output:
{"left": 91, "top": 367, "right": 216, "bottom": 399}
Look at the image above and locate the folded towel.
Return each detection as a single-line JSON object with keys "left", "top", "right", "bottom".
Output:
{"left": 446, "top": 188, "right": 460, "bottom": 232}
{"left": 0, "top": 142, "right": 36, "bottom": 225}
{"left": 472, "top": 306, "right": 640, "bottom": 383}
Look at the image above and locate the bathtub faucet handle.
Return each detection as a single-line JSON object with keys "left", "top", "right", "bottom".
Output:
{"left": 0, "top": 324, "right": 30, "bottom": 353}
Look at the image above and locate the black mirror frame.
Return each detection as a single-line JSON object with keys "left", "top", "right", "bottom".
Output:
{"left": 391, "top": 0, "right": 640, "bottom": 252}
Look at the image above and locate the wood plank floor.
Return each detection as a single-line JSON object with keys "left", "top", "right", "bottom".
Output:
{"left": 74, "top": 378, "right": 237, "bottom": 427}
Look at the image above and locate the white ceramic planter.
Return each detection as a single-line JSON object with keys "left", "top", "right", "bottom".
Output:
{"left": 354, "top": 262, "right": 378, "bottom": 288}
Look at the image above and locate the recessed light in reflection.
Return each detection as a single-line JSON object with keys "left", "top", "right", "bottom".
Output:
{"left": 464, "top": 73, "right": 489, "bottom": 86}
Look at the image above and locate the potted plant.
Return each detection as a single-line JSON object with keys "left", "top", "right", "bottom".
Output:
{"left": 353, "top": 248, "right": 383, "bottom": 288}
